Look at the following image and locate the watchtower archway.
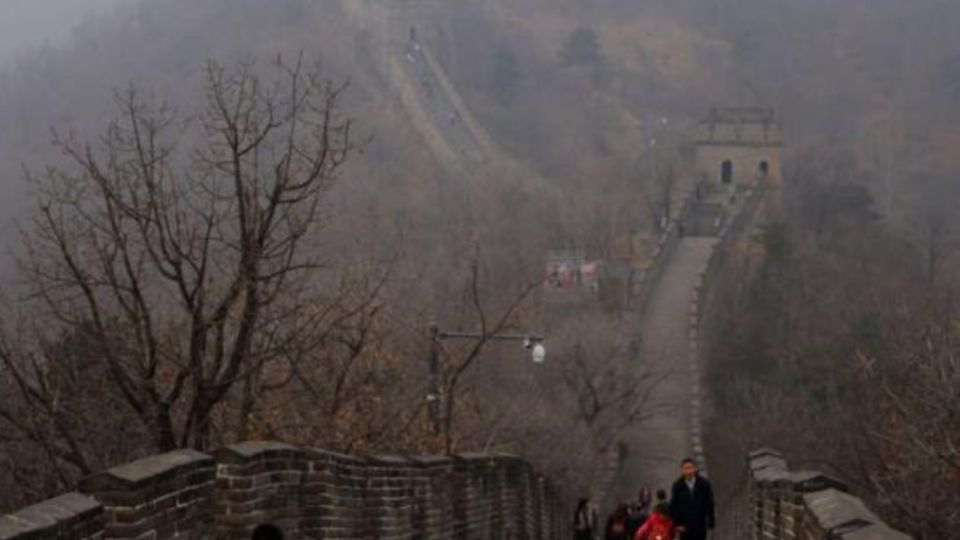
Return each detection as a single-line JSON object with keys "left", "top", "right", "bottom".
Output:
{"left": 759, "top": 160, "right": 769, "bottom": 177}
{"left": 252, "top": 524, "right": 284, "bottom": 540}
{"left": 721, "top": 160, "right": 733, "bottom": 184}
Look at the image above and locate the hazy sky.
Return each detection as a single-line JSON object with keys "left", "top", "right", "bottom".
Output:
{"left": 0, "top": 0, "right": 132, "bottom": 63}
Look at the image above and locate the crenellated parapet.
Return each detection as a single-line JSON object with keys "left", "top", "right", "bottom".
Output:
{"left": 0, "top": 441, "right": 564, "bottom": 540}
{"left": 748, "top": 449, "right": 912, "bottom": 540}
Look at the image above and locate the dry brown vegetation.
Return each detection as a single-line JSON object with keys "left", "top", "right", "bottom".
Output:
{"left": 706, "top": 153, "right": 960, "bottom": 538}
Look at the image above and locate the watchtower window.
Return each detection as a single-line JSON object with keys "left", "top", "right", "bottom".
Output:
{"left": 721, "top": 160, "right": 733, "bottom": 184}
{"left": 252, "top": 524, "right": 284, "bottom": 540}
{"left": 759, "top": 160, "right": 769, "bottom": 177}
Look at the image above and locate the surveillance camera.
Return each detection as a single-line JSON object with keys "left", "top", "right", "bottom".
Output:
{"left": 532, "top": 344, "right": 546, "bottom": 364}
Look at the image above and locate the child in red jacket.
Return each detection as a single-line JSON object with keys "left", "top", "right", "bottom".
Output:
{"left": 633, "top": 503, "right": 675, "bottom": 540}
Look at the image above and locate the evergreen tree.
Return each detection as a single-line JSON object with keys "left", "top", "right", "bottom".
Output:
{"left": 559, "top": 26, "right": 604, "bottom": 67}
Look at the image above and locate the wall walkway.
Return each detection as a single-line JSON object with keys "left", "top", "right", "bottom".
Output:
{"left": 604, "top": 184, "right": 762, "bottom": 513}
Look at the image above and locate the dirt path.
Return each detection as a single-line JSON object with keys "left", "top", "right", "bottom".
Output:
{"left": 607, "top": 237, "right": 717, "bottom": 505}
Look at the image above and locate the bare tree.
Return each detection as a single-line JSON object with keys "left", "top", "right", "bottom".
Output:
{"left": 239, "top": 262, "right": 423, "bottom": 454}
{"left": 558, "top": 323, "right": 662, "bottom": 458}
{"left": 854, "top": 309, "right": 960, "bottom": 539}
{"left": 9, "top": 56, "right": 356, "bottom": 456}
{"left": 0, "top": 317, "right": 152, "bottom": 508}
{"left": 902, "top": 174, "right": 960, "bottom": 288}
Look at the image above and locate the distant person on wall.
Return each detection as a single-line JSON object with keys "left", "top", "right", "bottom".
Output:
{"left": 633, "top": 502, "right": 676, "bottom": 540}
{"left": 573, "top": 497, "right": 597, "bottom": 540}
{"left": 605, "top": 503, "right": 631, "bottom": 540}
{"left": 669, "top": 458, "right": 716, "bottom": 540}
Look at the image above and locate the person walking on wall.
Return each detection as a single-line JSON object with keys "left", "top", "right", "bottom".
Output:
{"left": 605, "top": 503, "right": 631, "bottom": 540}
{"left": 669, "top": 458, "right": 716, "bottom": 540}
{"left": 625, "top": 488, "right": 652, "bottom": 538}
{"left": 573, "top": 497, "right": 597, "bottom": 540}
{"left": 633, "top": 502, "right": 676, "bottom": 540}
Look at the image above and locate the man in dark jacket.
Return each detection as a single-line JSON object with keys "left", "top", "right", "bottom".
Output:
{"left": 669, "top": 458, "right": 716, "bottom": 540}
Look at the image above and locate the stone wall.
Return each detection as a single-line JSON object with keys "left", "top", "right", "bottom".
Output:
{"left": 80, "top": 449, "right": 216, "bottom": 540}
{"left": 0, "top": 494, "right": 103, "bottom": 540}
{"left": 748, "top": 449, "right": 912, "bottom": 540}
{"left": 0, "top": 442, "right": 564, "bottom": 540}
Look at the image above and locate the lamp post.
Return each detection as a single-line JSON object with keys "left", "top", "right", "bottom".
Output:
{"left": 426, "top": 323, "right": 545, "bottom": 434}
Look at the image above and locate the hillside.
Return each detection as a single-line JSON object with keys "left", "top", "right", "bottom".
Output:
{"left": 0, "top": 0, "right": 732, "bottom": 279}
{"left": 0, "top": 3, "right": 959, "bottom": 534}
{"left": 0, "top": 1, "right": 439, "bottom": 271}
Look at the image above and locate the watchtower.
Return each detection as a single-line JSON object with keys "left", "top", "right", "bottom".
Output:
{"left": 695, "top": 107, "right": 783, "bottom": 190}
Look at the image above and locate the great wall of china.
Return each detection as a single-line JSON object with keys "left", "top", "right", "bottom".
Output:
{"left": 1, "top": 3, "right": 915, "bottom": 539}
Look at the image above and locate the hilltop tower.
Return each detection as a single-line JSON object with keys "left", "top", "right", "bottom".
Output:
{"left": 695, "top": 107, "right": 783, "bottom": 192}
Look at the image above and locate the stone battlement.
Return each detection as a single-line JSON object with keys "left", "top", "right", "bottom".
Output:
{"left": 0, "top": 441, "right": 564, "bottom": 540}
{"left": 696, "top": 107, "right": 783, "bottom": 148}
{"left": 748, "top": 449, "right": 912, "bottom": 540}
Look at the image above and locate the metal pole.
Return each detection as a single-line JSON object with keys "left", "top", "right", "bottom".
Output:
{"left": 427, "top": 322, "right": 441, "bottom": 434}
{"left": 427, "top": 326, "right": 543, "bottom": 434}
{"left": 437, "top": 331, "right": 543, "bottom": 343}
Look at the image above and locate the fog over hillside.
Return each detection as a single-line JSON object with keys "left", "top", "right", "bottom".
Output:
{"left": 0, "top": 2, "right": 957, "bottom": 538}
{"left": 0, "top": 0, "right": 132, "bottom": 63}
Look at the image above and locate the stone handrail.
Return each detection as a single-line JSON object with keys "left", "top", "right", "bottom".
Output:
{"left": 748, "top": 449, "right": 912, "bottom": 540}
{"left": 630, "top": 187, "right": 698, "bottom": 315}
{"left": 693, "top": 182, "right": 764, "bottom": 318}
{"left": 685, "top": 181, "right": 766, "bottom": 476}
{"left": 0, "top": 442, "right": 564, "bottom": 540}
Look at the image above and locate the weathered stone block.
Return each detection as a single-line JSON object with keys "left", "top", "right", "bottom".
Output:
{"left": 748, "top": 449, "right": 912, "bottom": 540}
{"left": 80, "top": 450, "right": 212, "bottom": 498}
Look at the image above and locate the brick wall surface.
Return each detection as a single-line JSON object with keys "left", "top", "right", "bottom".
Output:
{"left": 0, "top": 493, "right": 103, "bottom": 540}
{"left": 747, "top": 449, "right": 912, "bottom": 540}
{"left": 1, "top": 442, "right": 564, "bottom": 540}
{"left": 79, "top": 449, "right": 216, "bottom": 540}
